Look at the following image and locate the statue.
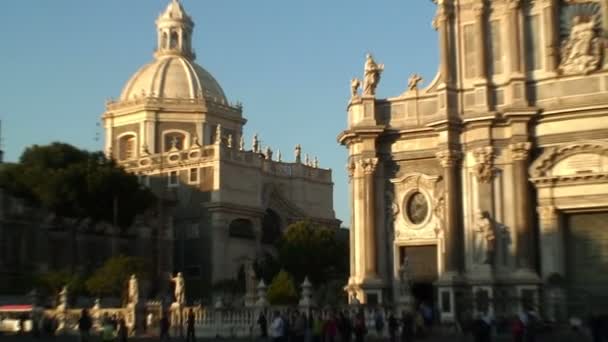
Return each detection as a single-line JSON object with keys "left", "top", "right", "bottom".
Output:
{"left": 277, "top": 149, "right": 282, "bottom": 162}
{"left": 170, "top": 137, "right": 179, "bottom": 151}
{"left": 128, "top": 274, "right": 139, "bottom": 306}
{"left": 239, "top": 135, "right": 245, "bottom": 151}
{"left": 215, "top": 125, "right": 223, "bottom": 144}
{"left": 305, "top": 154, "right": 311, "bottom": 166}
{"left": 473, "top": 211, "right": 495, "bottom": 265}
{"left": 169, "top": 272, "right": 186, "bottom": 305}
{"left": 227, "top": 134, "right": 233, "bottom": 148}
{"left": 313, "top": 156, "right": 319, "bottom": 168}
{"left": 559, "top": 15, "right": 602, "bottom": 75}
{"left": 58, "top": 286, "right": 68, "bottom": 309}
{"left": 295, "top": 144, "right": 302, "bottom": 163}
{"left": 252, "top": 134, "right": 259, "bottom": 153}
{"left": 265, "top": 147, "right": 273, "bottom": 160}
{"left": 350, "top": 78, "right": 361, "bottom": 97}
{"left": 407, "top": 74, "right": 423, "bottom": 91}
{"left": 363, "top": 53, "right": 384, "bottom": 96}
{"left": 398, "top": 257, "right": 412, "bottom": 297}
{"left": 350, "top": 292, "right": 360, "bottom": 305}
{"left": 245, "top": 262, "right": 257, "bottom": 297}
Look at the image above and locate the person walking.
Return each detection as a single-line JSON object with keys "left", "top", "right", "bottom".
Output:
{"left": 258, "top": 311, "right": 268, "bottom": 340}
{"left": 400, "top": 311, "right": 414, "bottom": 342}
{"left": 116, "top": 318, "right": 128, "bottom": 342}
{"left": 353, "top": 311, "right": 367, "bottom": 342}
{"left": 388, "top": 312, "right": 398, "bottom": 342}
{"left": 78, "top": 309, "right": 93, "bottom": 342}
{"left": 374, "top": 309, "right": 385, "bottom": 338}
{"left": 159, "top": 313, "right": 170, "bottom": 342}
{"left": 101, "top": 316, "right": 116, "bottom": 342}
{"left": 269, "top": 311, "right": 285, "bottom": 342}
{"left": 186, "top": 308, "right": 196, "bottom": 342}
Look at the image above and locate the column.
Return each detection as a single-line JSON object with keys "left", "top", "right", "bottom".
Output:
{"left": 436, "top": 150, "right": 463, "bottom": 275}
{"left": 434, "top": 1, "right": 452, "bottom": 85}
{"left": 359, "top": 158, "right": 379, "bottom": 279}
{"left": 347, "top": 161, "right": 357, "bottom": 283}
{"left": 537, "top": 205, "right": 564, "bottom": 276}
{"left": 542, "top": 0, "right": 559, "bottom": 72}
{"left": 473, "top": 2, "right": 488, "bottom": 81}
{"left": 602, "top": 0, "right": 608, "bottom": 67}
{"left": 509, "top": 142, "right": 534, "bottom": 270}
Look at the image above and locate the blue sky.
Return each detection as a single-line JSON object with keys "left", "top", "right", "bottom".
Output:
{"left": 0, "top": 0, "right": 439, "bottom": 225}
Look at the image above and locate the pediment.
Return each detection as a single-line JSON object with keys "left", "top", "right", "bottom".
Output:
{"left": 529, "top": 140, "right": 608, "bottom": 178}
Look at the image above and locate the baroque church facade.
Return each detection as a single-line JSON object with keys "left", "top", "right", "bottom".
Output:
{"left": 340, "top": 0, "right": 608, "bottom": 320}
{"left": 103, "top": 0, "right": 338, "bottom": 297}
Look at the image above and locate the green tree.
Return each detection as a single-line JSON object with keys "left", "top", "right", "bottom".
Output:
{"left": 36, "top": 270, "right": 86, "bottom": 297}
{"left": 277, "top": 220, "right": 348, "bottom": 285}
{"left": 85, "top": 255, "right": 147, "bottom": 298}
{"left": 0, "top": 142, "right": 156, "bottom": 227}
{"left": 267, "top": 270, "right": 298, "bottom": 305}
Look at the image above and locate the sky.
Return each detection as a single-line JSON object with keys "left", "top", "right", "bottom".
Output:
{"left": 0, "top": 0, "right": 439, "bottom": 225}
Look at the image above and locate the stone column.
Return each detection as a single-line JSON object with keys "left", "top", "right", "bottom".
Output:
{"left": 434, "top": 1, "right": 452, "bottom": 85}
{"left": 359, "top": 158, "right": 379, "bottom": 279}
{"left": 537, "top": 205, "right": 564, "bottom": 277}
{"left": 436, "top": 150, "right": 463, "bottom": 274}
{"left": 509, "top": 142, "right": 534, "bottom": 271}
{"left": 347, "top": 162, "right": 357, "bottom": 283}
{"left": 542, "top": 0, "right": 559, "bottom": 72}
{"left": 602, "top": 0, "right": 608, "bottom": 67}
{"left": 473, "top": 2, "right": 488, "bottom": 81}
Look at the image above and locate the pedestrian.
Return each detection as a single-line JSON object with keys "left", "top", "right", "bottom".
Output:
{"left": 312, "top": 312, "right": 323, "bottom": 342}
{"left": 101, "top": 316, "right": 116, "bottom": 342}
{"left": 511, "top": 314, "right": 524, "bottom": 342}
{"left": 270, "top": 311, "right": 284, "bottom": 342}
{"left": 325, "top": 311, "right": 338, "bottom": 342}
{"left": 353, "top": 311, "right": 367, "bottom": 342}
{"left": 116, "top": 317, "right": 128, "bottom": 342}
{"left": 400, "top": 311, "right": 414, "bottom": 342}
{"left": 160, "top": 313, "right": 170, "bottom": 342}
{"left": 294, "top": 311, "right": 307, "bottom": 342}
{"left": 374, "top": 309, "right": 385, "bottom": 337}
{"left": 338, "top": 311, "right": 352, "bottom": 342}
{"left": 388, "top": 312, "right": 398, "bottom": 342}
{"left": 78, "top": 309, "right": 93, "bottom": 342}
{"left": 258, "top": 311, "right": 268, "bottom": 339}
{"left": 186, "top": 308, "right": 196, "bottom": 342}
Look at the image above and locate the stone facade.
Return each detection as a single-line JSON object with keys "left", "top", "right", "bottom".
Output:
{"left": 102, "top": 0, "right": 339, "bottom": 297}
{"left": 339, "top": 0, "right": 608, "bottom": 319}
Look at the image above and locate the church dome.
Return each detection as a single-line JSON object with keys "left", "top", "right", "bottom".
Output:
{"left": 117, "top": 0, "right": 227, "bottom": 104}
{"left": 120, "top": 56, "right": 227, "bottom": 102}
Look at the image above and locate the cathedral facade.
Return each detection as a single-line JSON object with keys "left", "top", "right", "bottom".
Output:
{"left": 103, "top": 0, "right": 338, "bottom": 297}
{"left": 340, "top": 0, "right": 608, "bottom": 320}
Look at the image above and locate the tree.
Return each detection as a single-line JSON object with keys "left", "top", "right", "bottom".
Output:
{"left": 85, "top": 255, "right": 147, "bottom": 298}
{"left": 37, "top": 270, "right": 86, "bottom": 297}
{"left": 267, "top": 270, "right": 298, "bottom": 305}
{"left": 277, "top": 220, "right": 348, "bottom": 285}
{"left": 0, "top": 142, "right": 156, "bottom": 227}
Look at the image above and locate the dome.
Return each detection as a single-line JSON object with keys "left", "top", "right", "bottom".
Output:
{"left": 120, "top": 55, "right": 227, "bottom": 103}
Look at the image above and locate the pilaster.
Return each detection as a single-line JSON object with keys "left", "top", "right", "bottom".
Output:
{"left": 541, "top": 0, "right": 559, "bottom": 73}
{"left": 537, "top": 205, "right": 564, "bottom": 278}
{"left": 473, "top": 1, "right": 490, "bottom": 112}
{"left": 359, "top": 157, "right": 379, "bottom": 280}
{"left": 505, "top": 0, "right": 528, "bottom": 107}
{"left": 433, "top": 0, "right": 454, "bottom": 86}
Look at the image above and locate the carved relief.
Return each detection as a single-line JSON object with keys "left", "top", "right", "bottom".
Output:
{"left": 346, "top": 161, "right": 356, "bottom": 179}
{"left": 472, "top": 210, "right": 495, "bottom": 265}
{"left": 473, "top": 147, "right": 495, "bottom": 183}
{"left": 509, "top": 142, "right": 532, "bottom": 161}
{"left": 529, "top": 141, "right": 608, "bottom": 178}
{"left": 559, "top": 17, "right": 602, "bottom": 74}
{"left": 436, "top": 150, "right": 462, "bottom": 168}
{"left": 359, "top": 158, "right": 379, "bottom": 175}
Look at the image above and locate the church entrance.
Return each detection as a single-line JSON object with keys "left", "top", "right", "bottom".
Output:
{"left": 565, "top": 212, "right": 608, "bottom": 314}
{"left": 399, "top": 245, "right": 438, "bottom": 308}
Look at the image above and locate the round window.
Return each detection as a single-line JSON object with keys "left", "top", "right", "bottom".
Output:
{"left": 406, "top": 192, "right": 429, "bottom": 225}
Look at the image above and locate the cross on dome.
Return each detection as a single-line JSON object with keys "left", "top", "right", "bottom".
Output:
{"left": 155, "top": 0, "right": 195, "bottom": 60}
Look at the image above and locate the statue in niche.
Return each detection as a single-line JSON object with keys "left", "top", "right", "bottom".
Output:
{"left": 128, "top": 274, "right": 139, "bottom": 306}
{"left": 473, "top": 210, "right": 495, "bottom": 265}
{"left": 295, "top": 144, "right": 302, "bottom": 163}
{"left": 239, "top": 135, "right": 245, "bottom": 151}
{"left": 226, "top": 134, "right": 233, "bottom": 148}
{"left": 363, "top": 54, "right": 384, "bottom": 96}
{"left": 350, "top": 78, "right": 361, "bottom": 97}
{"left": 559, "top": 15, "right": 602, "bottom": 75}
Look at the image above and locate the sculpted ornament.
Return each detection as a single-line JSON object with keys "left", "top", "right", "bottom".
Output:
{"left": 359, "top": 158, "right": 379, "bottom": 174}
{"left": 509, "top": 142, "right": 532, "bottom": 161}
{"left": 473, "top": 210, "right": 495, "bottom": 265}
{"left": 436, "top": 150, "right": 462, "bottom": 168}
{"left": 128, "top": 274, "right": 139, "bottom": 306}
{"left": 407, "top": 74, "right": 423, "bottom": 91}
{"left": 350, "top": 78, "right": 361, "bottom": 98}
{"left": 559, "top": 15, "right": 602, "bottom": 75}
{"left": 473, "top": 147, "right": 495, "bottom": 183}
{"left": 363, "top": 54, "right": 384, "bottom": 96}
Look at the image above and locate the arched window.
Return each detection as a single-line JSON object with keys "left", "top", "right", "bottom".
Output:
{"left": 164, "top": 132, "right": 186, "bottom": 151}
{"left": 161, "top": 32, "right": 168, "bottom": 50}
{"left": 119, "top": 134, "right": 136, "bottom": 160}
{"left": 170, "top": 31, "right": 179, "bottom": 49}
{"left": 261, "top": 209, "right": 281, "bottom": 245}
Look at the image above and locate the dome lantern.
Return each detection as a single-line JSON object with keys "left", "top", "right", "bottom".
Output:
{"left": 155, "top": 0, "right": 195, "bottom": 60}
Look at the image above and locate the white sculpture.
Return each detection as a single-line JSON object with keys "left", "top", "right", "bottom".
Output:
{"left": 215, "top": 125, "right": 223, "bottom": 144}
{"left": 473, "top": 211, "right": 495, "bottom": 265}
{"left": 559, "top": 16, "right": 602, "bottom": 75}
{"left": 227, "top": 134, "right": 233, "bottom": 148}
{"left": 399, "top": 257, "right": 412, "bottom": 297}
{"left": 265, "top": 147, "right": 273, "bottom": 160}
{"left": 239, "top": 135, "right": 245, "bottom": 151}
{"left": 407, "top": 74, "right": 423, "bottom": 91}
{"left": 277, "top": 149, "right": 282, "bottom": 162}
{"left": 350, "top": 78, "right": 361, "bottom": 97}
{"left": 363, "top": 53, "right": 384, "bottom": 96}
{"left": 252, "top": 134, "right": 260, "bottom": 153}
{"left": 170, "top": 272, "right": 186, "bottom": 305}
{"left": 128, "top": 274, "right": 139, "bottom": 306}
{"left": 58, "top": 286, "right": 68, "bottom": 310}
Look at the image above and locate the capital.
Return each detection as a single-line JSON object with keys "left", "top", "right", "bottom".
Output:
{"left": 509, "top": 142, "right": 532, "bottom": 161}
{"left": 359, "top": 158, "right": 378, "bottom": 175}
{"left": 473, "top": 147, "right": 494, "bottom": 183}
{"left": 537, "top": 206, "right": 558, "bottom": 225}
{"left": 346, "top": 161, "right": 356, "bottom": 179}
{"left": 436, "top": 150, "right": 462, "bottom": 168}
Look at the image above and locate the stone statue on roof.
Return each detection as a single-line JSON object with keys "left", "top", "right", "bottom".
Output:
{"left": 363, "top": 53, "right": 384, "bottom": 96}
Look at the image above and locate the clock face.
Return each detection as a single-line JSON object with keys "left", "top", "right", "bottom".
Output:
{"left": 406, "top": 192, "right": 429, "bottom": 225}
